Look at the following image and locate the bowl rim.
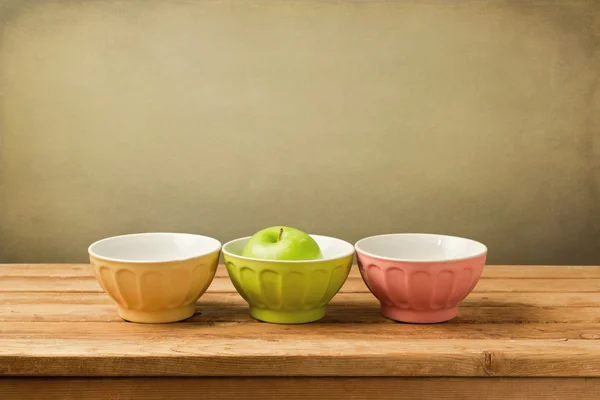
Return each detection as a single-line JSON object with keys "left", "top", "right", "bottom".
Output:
{"left": 88, "top": 232, "right": 222, "bottom": 264}
{"left": 222, "top": 234, "right": 355, "bottom": 264}
{"left": 354, "top": 233, "right": 488, "bottom": 263}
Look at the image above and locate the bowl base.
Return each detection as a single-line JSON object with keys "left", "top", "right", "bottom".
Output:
{"left": 381, "top": 304, "right": 458, "bottom": 323}
{"left": 118, "top": 304, "right": 196, "bottom": 324}
{"left": 250, "top": 306, "right": 326, "bottom": 324}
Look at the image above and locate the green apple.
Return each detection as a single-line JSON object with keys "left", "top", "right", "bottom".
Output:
{"left": 242, "top": 226, "right": 323, "bottom": 261}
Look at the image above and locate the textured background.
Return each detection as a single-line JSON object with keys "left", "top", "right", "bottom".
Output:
{"left": 0, "top": 0, "right": 599, "bottom": 264}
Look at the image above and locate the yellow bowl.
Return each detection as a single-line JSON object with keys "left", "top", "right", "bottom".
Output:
{"left": 88, "top": 232, "right": 221, "bottom": 323}
{"left": 222, "top": 235, "right": 354, "bottom": 324}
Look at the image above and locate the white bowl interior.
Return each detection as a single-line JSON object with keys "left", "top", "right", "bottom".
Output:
{"left": 223, "top": 234, "right": 354, "bottom": 262}
{"left": 355, "top": 233, "right": 487, "bottom": 262}
{"left": 89, "top": 233, "right": 222, "bottom": 263}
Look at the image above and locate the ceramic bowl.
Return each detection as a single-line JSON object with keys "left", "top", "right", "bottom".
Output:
{"left": 355, "top": 233, "right": 487, "bottom": 323}
{"left": 88, "top": 232, "right": 221, "bottom": 323}
{"left": 222, "top": 235, "right": 354, "bottom": 324}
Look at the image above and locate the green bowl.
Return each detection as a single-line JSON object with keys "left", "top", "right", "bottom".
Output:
{"left": 222, "top": 234, "right": 354, "bottom": 324}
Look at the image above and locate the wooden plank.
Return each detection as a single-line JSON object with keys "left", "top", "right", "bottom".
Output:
{"left": 2, "top": 377, "right": 600, "bottom": 400}
{"left": 0, "top": 264, "right": 94, "bottom": 277}
{"left": 2, "top": 292, "right": 600, "bottom": 323}
{"left": 472, "top": 279, "right": 600, "bottom": 293}
{"left": 1, "top": 322, "right": 599, "bottom": 341}
{"left": 0, "top": 276, "right": 104, "bottom": 292}
{"left": 1, "top": 264, "right": 600, "bottom": 380}
{"left": 2, "top": 339, "right": 600, "bottom": 377}
{"left": 480, "top": 266, "right": 600, "bottom": 279}
{"left": 3, "top": 273, "right": 600, "bottom": 293}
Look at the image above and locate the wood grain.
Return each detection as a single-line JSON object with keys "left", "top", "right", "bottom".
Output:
{"left": 1, "top": 264, "right": 600, "bottom": 379}
{"left": 1, "top": 322, "right": 599, "bottom": 340}
{"left": 2, "top": 377, "right": 600, "bottom": 400}
{"left": 2, "top": 339, "right": 600, "bottom": 377}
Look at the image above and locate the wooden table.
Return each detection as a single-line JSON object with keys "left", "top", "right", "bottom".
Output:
{"left": 1, "top": 264, "right": 600, "bottom": 399}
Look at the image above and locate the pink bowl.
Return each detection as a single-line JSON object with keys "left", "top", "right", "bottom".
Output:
{"left": 355, "top": 233, "right": 487, "bottom": 323}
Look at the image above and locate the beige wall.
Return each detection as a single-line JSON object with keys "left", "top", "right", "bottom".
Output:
{"left": 0, "top": 0, "right": 599, "bottom": 264}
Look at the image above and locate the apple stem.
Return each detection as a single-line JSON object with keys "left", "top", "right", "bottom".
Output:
{"left": 277, "top": 228, "right": 284, "bottom": 242}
